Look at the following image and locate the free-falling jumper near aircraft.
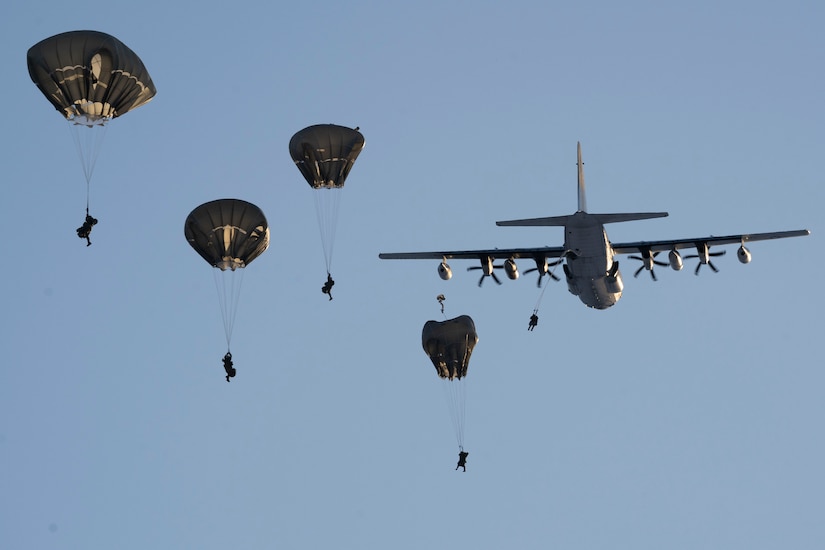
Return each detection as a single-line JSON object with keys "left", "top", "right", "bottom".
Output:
{"left": 379, "top": 142, "right": 810, "bottom": 310}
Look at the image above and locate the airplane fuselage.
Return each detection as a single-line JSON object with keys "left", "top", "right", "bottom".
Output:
{"left": 562, "top": 212, "right": 622, "bottom": 309}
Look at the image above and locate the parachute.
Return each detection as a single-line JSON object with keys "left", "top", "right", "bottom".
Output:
{"left": 184, "top": 199, "right": 269, "bottom": 271}
{"left": 184, "top": 199, "right": 270, "bottom": 375}
{"left": 289, "top": 124, "right": 365, "bottom": 281}
{"left": 27, "top": 30, "right": 156, "bottom": 241}
{"left": 422, "top": 315, "right": 478, "bottom": 450}
{"left": 27, "top": 30, "right": 156, "bottom": 124}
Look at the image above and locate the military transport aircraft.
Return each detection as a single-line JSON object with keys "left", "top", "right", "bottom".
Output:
{"left": 379, "top": 142, "right": 810, "bottom": 310}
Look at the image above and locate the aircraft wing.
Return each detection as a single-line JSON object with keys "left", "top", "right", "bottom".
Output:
{"left": 611, "top": 229, "right": 810, "bottom": 255}
{"left": 379, "top": 245, "right": 568, "bottom": 261}
{"left": 379, "top": 230, "right": 809, "bottom": 260}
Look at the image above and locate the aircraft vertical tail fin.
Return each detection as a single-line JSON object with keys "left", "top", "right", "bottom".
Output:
{"left": 577, "top": 141, "right": 587, "bottom": 213}
{"left": 496, "top": 141, "right": 668, "bottom": 227}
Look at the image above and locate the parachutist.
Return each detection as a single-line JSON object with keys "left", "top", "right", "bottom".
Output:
{"left": 456, "top": 450, "right": 469, "bottom": 472}
{"left": 437, "top": 294, "right": 445, "bottom": 314}
{"left": 528, "top": 313, "right": 539, "bottom": 331}
{"left": 222, "top": 352, "right": 236, "bottom": 382}
{"left": 76, "top": 214, "right": 98, "bottom": 246}
{"left": 30, "top": 32, "right": 156, "bottom": 250}
{"left": 321, "top": 273, "right": 335, "bottom": 300}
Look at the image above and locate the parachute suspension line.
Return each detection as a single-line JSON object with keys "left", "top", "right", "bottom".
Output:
{"left": 312, "top": 187, "right": 343, "bottom": 273}
{"left": 533, "top": 278, "right": 548, "bottom": 313}
{"left": 212, "top": 268, "right": 245, "bottom": 349}
{"left": 442, "top": 333, "right": 473, "bottom": 449}
{"left": 532, "top": 260, "right": 560, "bottom": 314}
{"left": 441, "top": 376, "right": 468, "bottom": 450}
{"left": 68, "top": 122, "right": 108, "bottom": 211}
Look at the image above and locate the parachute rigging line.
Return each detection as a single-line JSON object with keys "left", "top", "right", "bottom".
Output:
{"left": 445, "top": 334, "right": 473, "bottom": 449}
{"left": 442, "top": 373, "right": 468, "bottom": 449}
{"left": 313, "top": 187, "right": 343, "bottom": 273}
{"left": 532, "top": 261, "right": 561, "bottom": 314}
{"left": 440, "top": 334, "right": 472, "bottom": 449}
{"left": 68, "top": 122, "right": 108, "bottom": 212}
{"left": 212, "top": 267, "right": 245, "bottom": 349}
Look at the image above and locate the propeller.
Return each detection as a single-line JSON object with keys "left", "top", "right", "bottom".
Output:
{"left": 685, "top": 243, "right": 726, "bottom": 275}
{"left": 628, "top": 249, "right": 668, "bottom": 281}
{"left": 524, "top": 256, "right": 562, "bottom": 287}
{"left": 467, "top": 256, "right": 502, "bottom": 287}
{"left": 467, "top": 266, "right": 502, "bottom": 286}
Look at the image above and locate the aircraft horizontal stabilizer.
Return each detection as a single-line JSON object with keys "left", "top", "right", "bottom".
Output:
{"left": 591, "top": 212, "right": 668, "bottom": 224}
{"left": 496, "top": 212, "right": 668, "bottom": 227}
{"left": 496, "top": 215, "right": 571, "bottom": 227}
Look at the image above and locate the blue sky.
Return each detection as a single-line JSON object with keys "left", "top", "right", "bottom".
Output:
{"left": 1, "top": 1, "right": 822, "bottom": 548}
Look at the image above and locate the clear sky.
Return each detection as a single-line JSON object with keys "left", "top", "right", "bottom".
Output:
{"left": 2, "top": 1, "right": 823, "bottom": 549}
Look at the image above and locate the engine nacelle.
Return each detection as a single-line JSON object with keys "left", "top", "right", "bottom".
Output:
{"left": 737, "top": 245, "right": 752, "bottom": 264}
{"left": 503, "top": 258, "right": 519, "bottom": 280}
{"left": 669, "top": 249, "right": 684, "bottom": 271}
{"left": 438, "top": 261, "right": 452, "bottom": 280}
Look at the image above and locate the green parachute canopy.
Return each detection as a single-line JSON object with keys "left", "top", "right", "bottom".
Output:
{"left": 289, "top": 124, "right": 365, "bottom": 189}
{"left": 422, "top": 315, "right": 478, "bottom": 380}
{"left": 27, "top": 30, "right": 157, "bottom": 126}
{"left": 185, "top": 199, "right": 270, "bottom": 271}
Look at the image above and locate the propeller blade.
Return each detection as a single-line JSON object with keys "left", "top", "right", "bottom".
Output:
{"left": 525, "top": 265, "right": 561, "bottom": 287}
{"left": 630, "top": 255, "right": 661, "bottom": 281}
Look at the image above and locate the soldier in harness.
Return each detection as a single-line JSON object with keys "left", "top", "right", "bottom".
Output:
{"left": 76, "top": 212, "right": 98, "bottom": 246}
{"left": 455, "top": 450, "right": 469, "bottom": 472}
{"left": 321, "top": 273, "right": 335, "bottom": 300}
{"left": 222, "top": 352, "right": 236, "bottom": 382}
